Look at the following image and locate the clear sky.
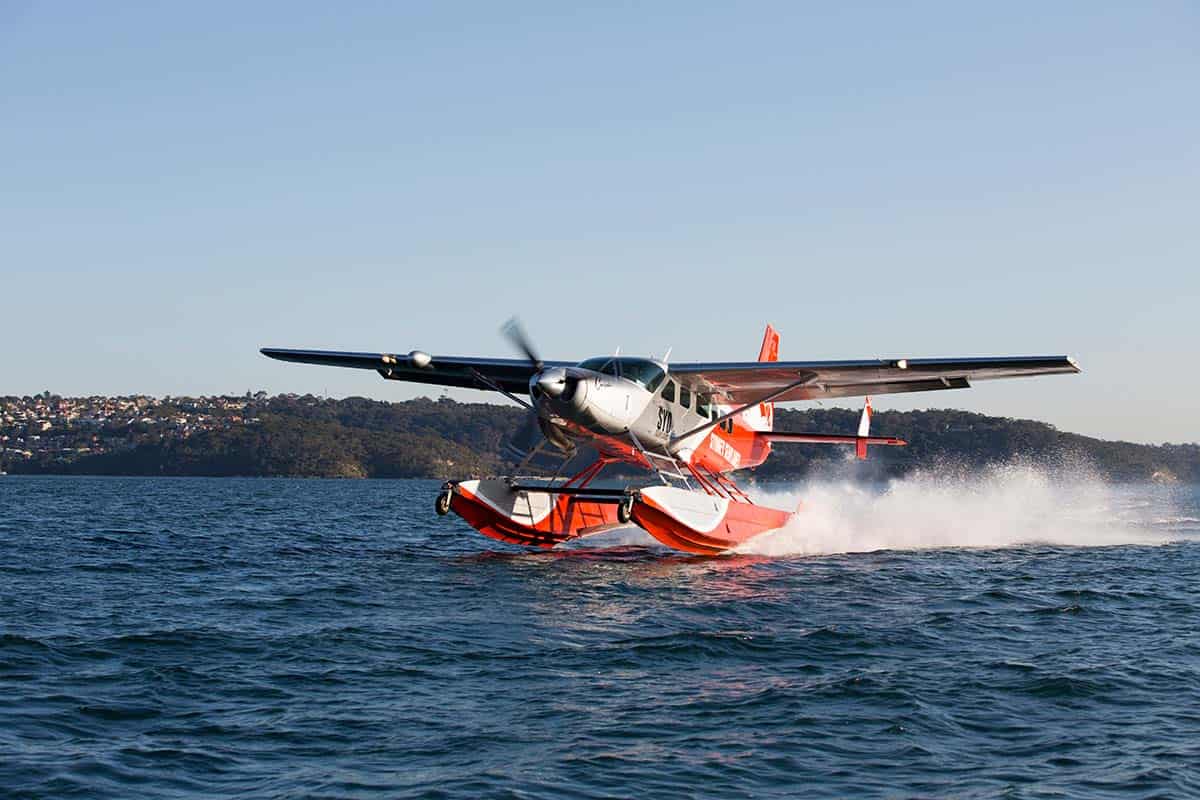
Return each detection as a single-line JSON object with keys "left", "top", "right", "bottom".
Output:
{"left": 2, "top": 2, "right": 1196, "bottom": 444}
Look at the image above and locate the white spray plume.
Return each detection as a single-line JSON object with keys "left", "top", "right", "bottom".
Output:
{"left": 736, "top": 462, "right": 1177, "bottom": 557}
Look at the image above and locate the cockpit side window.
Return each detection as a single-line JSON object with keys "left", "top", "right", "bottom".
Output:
{"left": 679, "top": 385, "right": 691, "bottom": 410}
{"left": 662, "top": 380, "right": 676, "bottom": 403}
{"left": 577, "top": 357, "right": 616, "bottom": 376}
{"left": 577, "top": 357, "right": 665, "bottom": 390}
{"left": 621, "top": 360, "right": 665, "bottom": 391}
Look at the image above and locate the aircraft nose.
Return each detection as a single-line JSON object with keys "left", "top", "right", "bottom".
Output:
{"left": 535, "top": 368, "right": 568, "bottom": 398}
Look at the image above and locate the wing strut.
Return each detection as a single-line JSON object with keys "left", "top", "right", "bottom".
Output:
{"left": 469, "top": 368, "right": 533, "bottom": 411}
{"left": 670, "top": 374, "right": 817, "bottom": 445}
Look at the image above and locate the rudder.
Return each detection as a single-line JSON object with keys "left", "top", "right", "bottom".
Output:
{"left": 757, "top": 324, "right": 779, "bottom": 363}
{"left": 753, "top": 325, "right": 779, "bottom": 431}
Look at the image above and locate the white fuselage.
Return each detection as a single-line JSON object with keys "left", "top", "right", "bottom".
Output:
{"left": 530, "top": 359, "right": 719, "bottom": 460}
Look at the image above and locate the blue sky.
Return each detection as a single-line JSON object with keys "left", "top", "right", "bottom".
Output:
{"left": 2, "top": 2, "right": 1196, "bottom": 443}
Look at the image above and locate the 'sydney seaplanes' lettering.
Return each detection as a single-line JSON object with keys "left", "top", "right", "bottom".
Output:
{"left": 708, "top": 432, "right": 741, "bottom": 468}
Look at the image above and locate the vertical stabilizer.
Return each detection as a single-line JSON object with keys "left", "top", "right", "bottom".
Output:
{"left": 754, "top": 325, "right": 780, "bottom": 432}
{"left": 856, "top": 397, "right": 872, "bottom": 460}
{"left": 757, "top": 324, "right": 780, "bottom": 363}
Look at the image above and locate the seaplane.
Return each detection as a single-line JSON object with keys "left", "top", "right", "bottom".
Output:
{"left": 261, "top": 323, "right": 1079, "bottom": 555}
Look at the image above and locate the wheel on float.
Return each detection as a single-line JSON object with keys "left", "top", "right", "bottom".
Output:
{"left": 435, "top": 488, "right": 453, "bottom": 516}
{"left": 617, "top": 495, "right": 634, "bottom": 524}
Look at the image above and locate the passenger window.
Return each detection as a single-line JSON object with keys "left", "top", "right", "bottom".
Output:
{"left": 696, "top": 395, "right": 712, "bottom": 420}
{"left": 662, "top": 380, "right": 675, "bottom": 403}
{"left": 679, "top": 386, "right": 691, "bottom": 409}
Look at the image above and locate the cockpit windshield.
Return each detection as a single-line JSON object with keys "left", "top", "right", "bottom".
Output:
{"left": 576, "top": 357, "right": 666, "bottom": 391}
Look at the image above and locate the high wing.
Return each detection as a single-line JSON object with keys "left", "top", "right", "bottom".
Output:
{"left": 668, "top": 355, "right": 1080, "bottom": 403}
{"left": 260, "top": 348, "right": 571, "bottom": 395}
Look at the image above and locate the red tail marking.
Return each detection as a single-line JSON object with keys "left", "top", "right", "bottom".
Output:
{"left": 856, "top": 396, "right": 872, "bottom": 459}
{"left": 757, "top": 324, "right": 779, "bottom": 430}
{"left": 757, "top": 324, "right": 779, "bottom": 363}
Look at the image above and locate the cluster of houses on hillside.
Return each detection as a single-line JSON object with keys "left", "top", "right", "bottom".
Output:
{"left": 0, "top": 393, "right": 269, "bottom": 468}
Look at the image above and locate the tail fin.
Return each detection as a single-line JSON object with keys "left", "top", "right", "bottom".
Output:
{"left": 755, "top": 325, "right": 779, "bottom": 431}
{"left": 757, "top": 324, "right": 779, "bottom": 363}
{"left": 856, "top": 397, "right": 872, "bottom": 460}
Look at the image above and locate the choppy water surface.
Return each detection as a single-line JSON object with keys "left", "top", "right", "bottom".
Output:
{"left": 1, "top": 475, "right": 1199, "bottom": 799}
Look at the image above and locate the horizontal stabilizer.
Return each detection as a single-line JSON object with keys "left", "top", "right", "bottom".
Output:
{"left": 758, "top": 394, "right": 903, "bottom": 460}
{"left": 759, "top": 432, "right": 906, "bottom": 447}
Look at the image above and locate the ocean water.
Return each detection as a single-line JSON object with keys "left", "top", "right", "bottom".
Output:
{"left": 1, "top": 474, "right": 1199, "bottom": 799}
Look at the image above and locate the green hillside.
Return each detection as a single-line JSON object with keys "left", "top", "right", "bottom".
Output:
{"left": 5, "top": 394, "right": 1195, "bottom": 483}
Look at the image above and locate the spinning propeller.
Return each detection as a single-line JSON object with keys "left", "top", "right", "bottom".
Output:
{"left": 503, "top": 318, "right": 568, "bottom": 398}
{"left": 500, "top": 318, "right": 575, "bottom": 459}
{"left": 502, "top": 317, "right": 543, "bottom": 373}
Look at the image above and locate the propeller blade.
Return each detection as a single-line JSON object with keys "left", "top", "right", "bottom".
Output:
{"left": 501, "top": 317, "right": 543, "bottom": 371}
{"left": 502, "top": 410, "right": 544, "bottom": 462}
{"left": 501, "top": 410, "right": 583, "bottom": 470}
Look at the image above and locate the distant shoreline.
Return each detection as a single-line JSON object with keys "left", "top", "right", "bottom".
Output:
{"left": 3, "top": 394, "right": 1197, "bottom": 483}
{"left": 2, "top": 474, "right": 1195, "bottom": 490}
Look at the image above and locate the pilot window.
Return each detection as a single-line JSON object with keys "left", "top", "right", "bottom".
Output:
{"left": 679, "top": 386, "right": 691, "bottom": 409}
{"left": 578, "top": 357, "right": 665, "bottom": 390}
{"left": 662, "top": 380, "right": 676, "bottom": 403}
{"left": 576, "top": 357, "right": 617, "bottom": 377}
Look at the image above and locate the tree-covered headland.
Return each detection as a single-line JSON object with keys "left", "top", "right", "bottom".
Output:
{"left": 2, "top": 393, "right": 1195, "bottom": 483}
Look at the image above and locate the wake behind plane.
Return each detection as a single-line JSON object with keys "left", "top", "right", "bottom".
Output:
{"left": 261, "top": 323, "right": 1079, "bottom": 554}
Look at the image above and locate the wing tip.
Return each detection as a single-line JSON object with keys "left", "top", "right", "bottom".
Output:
{"left": 260, "top": 347, "right": 290, "bottom": 361}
